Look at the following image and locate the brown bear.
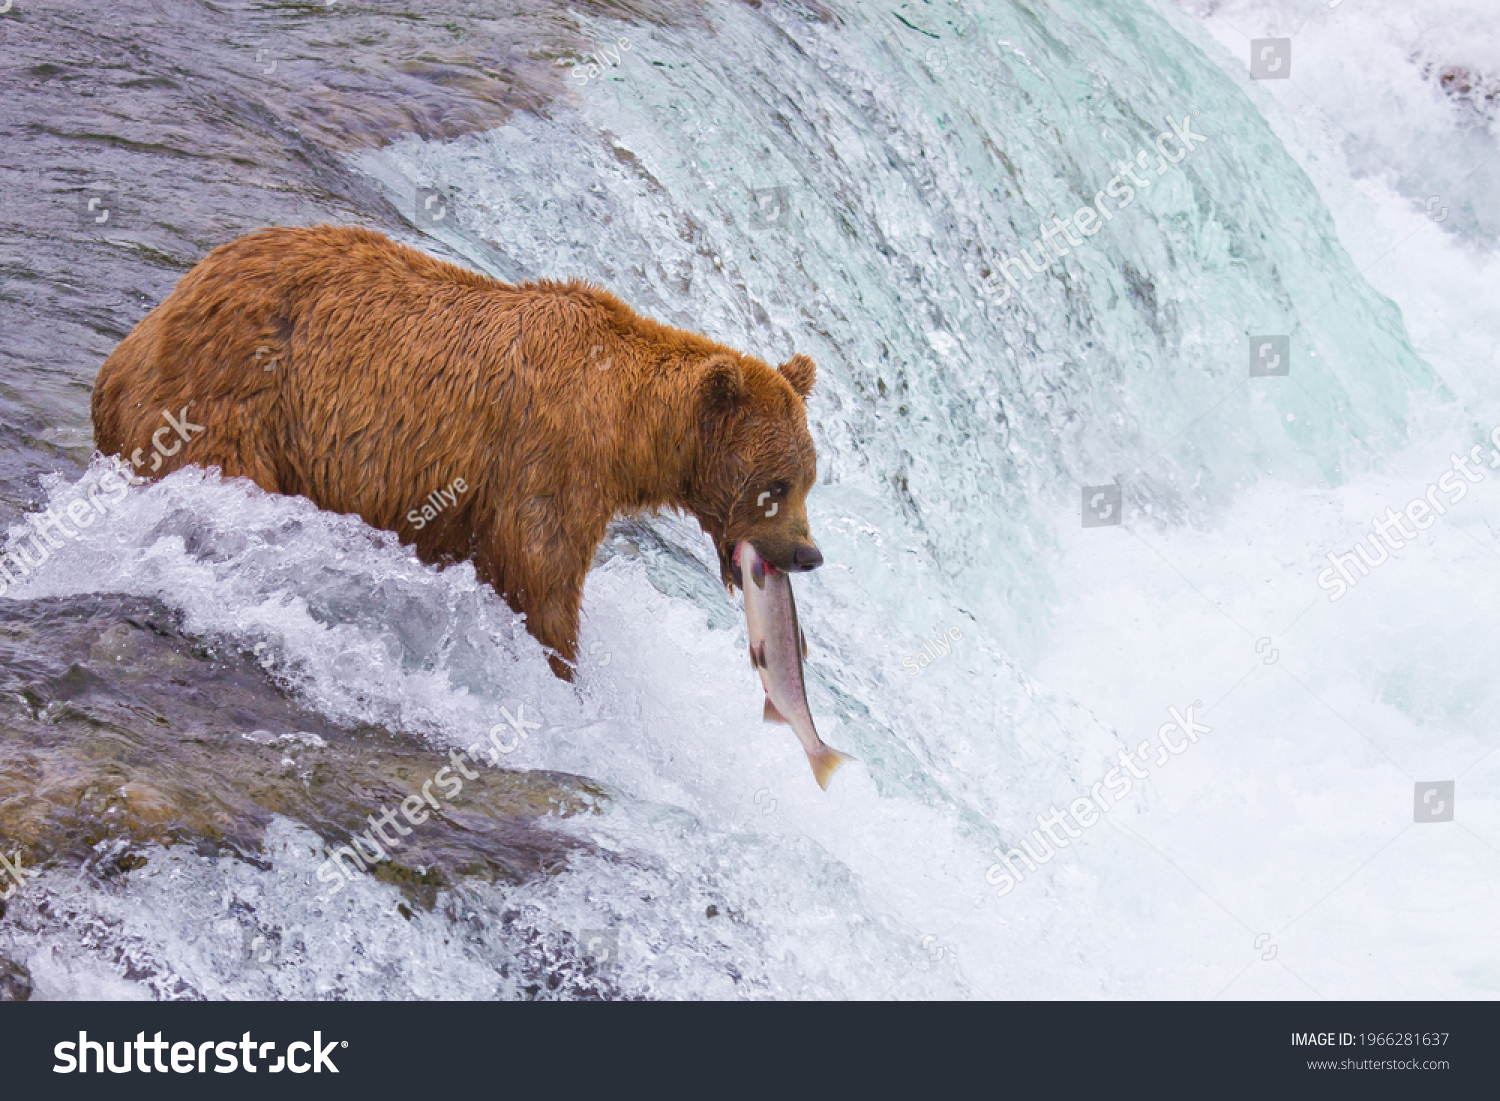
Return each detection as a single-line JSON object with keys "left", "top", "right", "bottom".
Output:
{"left": 90, "top": 225, "right": 823, "bottom": 678}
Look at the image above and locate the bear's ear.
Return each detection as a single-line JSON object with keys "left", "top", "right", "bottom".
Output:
{"left": 698, "top": 354, "right": 746, "bottom": 413}
{"left": 778, "top": 353, "right": 816, "bottom": 398}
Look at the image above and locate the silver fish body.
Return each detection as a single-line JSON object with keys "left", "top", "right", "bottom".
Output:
{"left": 739, "top": 541, "right": 853, "bottom": 790}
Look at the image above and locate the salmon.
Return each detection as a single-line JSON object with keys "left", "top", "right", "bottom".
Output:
{"left": 737, "top": 541, "right": 854, "bottom": 790}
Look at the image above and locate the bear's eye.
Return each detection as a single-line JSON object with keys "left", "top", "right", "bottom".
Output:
{"left": 768, "top": 481, "right": 790, "bottom": 498}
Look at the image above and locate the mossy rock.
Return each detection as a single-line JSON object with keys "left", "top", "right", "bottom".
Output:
{"left": 0, "top": 594, "right": 606, "bottom": 912}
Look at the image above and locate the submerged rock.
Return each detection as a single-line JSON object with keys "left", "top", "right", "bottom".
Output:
{"left": 0, "top": 594, "right": 606, "bottom": 913}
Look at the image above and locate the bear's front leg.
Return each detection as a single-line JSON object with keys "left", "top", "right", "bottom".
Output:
{"left": 485, "top": 535, "right": 589, "bottom": 680}
{"left": 476, "top": 502, "right": 600, "bottom": 681}
{"left": 521, "top": 572, "right": 585, "bottom": 681}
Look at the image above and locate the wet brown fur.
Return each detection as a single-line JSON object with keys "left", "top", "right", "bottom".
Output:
{"left": 90, "top": 225, "right": 821, "bottom": 678}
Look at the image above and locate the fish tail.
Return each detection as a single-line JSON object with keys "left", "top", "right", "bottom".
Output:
{"left": 808, "top": 744, "right": 855, "bottom": 791}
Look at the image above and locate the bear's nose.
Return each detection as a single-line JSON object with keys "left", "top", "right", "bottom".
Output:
{"left": 791, "top": 545, "right": 824, "bottom": 571}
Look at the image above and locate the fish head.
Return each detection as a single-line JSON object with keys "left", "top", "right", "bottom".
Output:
{"left": 692, "top": 352, "right": 822, "bottom": 589}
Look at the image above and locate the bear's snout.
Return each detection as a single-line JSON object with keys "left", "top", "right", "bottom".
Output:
{"left": 789, "top": 544, "right": 823, "bottom": 571}
{"left": 755, "top": 539, "right": 822, "bottom": 575}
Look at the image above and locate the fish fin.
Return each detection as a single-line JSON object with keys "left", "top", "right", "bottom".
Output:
{"left": 809, "top": 745, "right": 855, "bottom": 791}
{"left": 763, "top": 695, "right": 790, "bottom": 724}
{"left": 800, "top": 629, "right": 808, "bottom": 658}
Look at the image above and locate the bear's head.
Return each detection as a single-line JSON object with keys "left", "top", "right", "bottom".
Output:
{"left": 693, "top": 351, "right": 822, "bottom": 590}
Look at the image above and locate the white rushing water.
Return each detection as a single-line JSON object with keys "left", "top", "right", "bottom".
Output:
{"left": 6, "top": 0, "right": 1499, "bottom": 997}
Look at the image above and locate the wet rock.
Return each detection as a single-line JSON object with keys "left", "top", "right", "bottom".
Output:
{"left": 0, "top": 956, "right": 31, "bottom": 1001}
{"left": 0, "top": 594, "right": 606, "bottom": 912}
